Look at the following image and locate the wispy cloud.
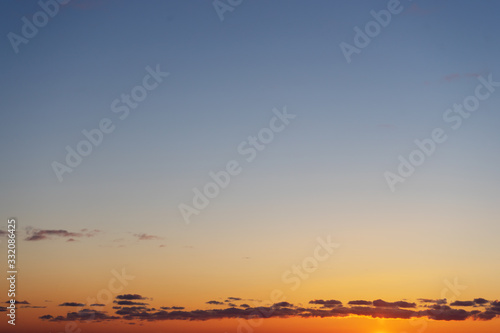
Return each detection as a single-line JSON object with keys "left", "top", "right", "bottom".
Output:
{"left": 5, "top": 300, "right": 29, "bottom": 304}
{"left": 133, "top": 233, "right": 163, "bottom": 241}
{"left": 25, "top": 228, "right": 100, "bottom": 241}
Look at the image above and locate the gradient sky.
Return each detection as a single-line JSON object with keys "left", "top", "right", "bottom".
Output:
{"left": 1, "top": 0, "right": 499, "bottom": 332}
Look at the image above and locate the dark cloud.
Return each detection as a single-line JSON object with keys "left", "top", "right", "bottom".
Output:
{"left": 240, "top": 304, "right": 250, "bottom": 308}
{"left": 418, "top": 299, "right": 447, "bottom": 305}
{"left": 90, "top": 303, "right": 105, "bottom": 307}
{"left": 206, "top": 301, "right": 224, "bottom": 305}
{"left": 373, "top": 299, "right": 416, "bottom": 308}
{"left": 309, "top": 299, "right": 342, "bottom": 307}
{"left": 421, "top": 306, "right": 471, "bottom": 321}
{"left": 161, "top": 306, "right": 185, "bottom": 310}
{"left": 273, "top": 302, "right": 293, "bottom": 308}
{"left": 116, "top": 294, "right": 147, "bottom": 300}
{"left": 115, "top": 301, "right": 148, "bottom": 306}
{"left": 342, "top": 305, "right": 415, "bottom": 319}
{"left": 59, "top": 302, "right": 85, "bottom": 307}
{"left": 5, "top": 300, "right": 29, "bottom": 304}
{"left": 348, "top": 300, "right": 372, "bottom": 306}
{"left": 227, "top": 297, "right": 242, "bottom": 301}
{"left": 25, "top": 229, "right": 100, "bottom": 241}
{"left": 475, "top": 311, "right": 498, "bottom": 320}
{"left": 39, "top": 315, "right": 53, "bottom": 320}
{"left": 488, "top": 305, "right": 500, "bottom": 313}
{"left": 115, "top": 307, "right": 150, "bottom": 315}
{"left": 21, "top": 305, "right": 46, "bottom": 309}
{"left": 41, "top": 309, "right": 119, "bottom": 322}
{"left": 474, "top": 298, "right": 489, "bottom": 305}
{"left": 450, "top": 301, "right": 475, "bottom": 307}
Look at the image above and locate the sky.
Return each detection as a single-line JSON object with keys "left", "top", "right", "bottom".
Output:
{"left": 0, "top": 0, "right": 499, "bottom": 332}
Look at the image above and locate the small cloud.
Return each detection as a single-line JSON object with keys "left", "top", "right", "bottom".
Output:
{"left": 160, "top": 306, "right": 185, "bottom": 310}
{"left": 59, "top": 302, "right": 85, "bottom": 307}
{"left": 21, "top": 305, "right": 46, "bottom": 309}
{"left": 5, "top": 300, "right": 29, "bottom": 304}
{"left": 25, "top": 229, "right": 100, "bottom": 241}
{"left": 309, "top": 299, "right": 342, "bottom": 307}
{"left": 115, "top": 306, "right": 150, "bottom": 315}
{"left": 348, "top": 300, "right": 372, "bottom": 306}
{"left": 450, "top": 301, "right": 476, "bottom": 307}
{"left": 114, "top": 301, "right": 147, "bottom": 306}
{"left": 373, "top": 299, "right": 416, "bottom": 308}
{"left": 418, "top": 299, "right": 447, "bottom": 305}
{"left": 39, "top": 315, "right": 53, "bottom": 320}
{"left": 273, "top": 302, "right": 293, "bottom": 308}
{"left": 134, "top": 233, "right": 163, "bottom": 241}
{"left": 206, "top": 301, "right": 224, "bottom": 305}
{"left": 474, "top": 298, "right": 489, "bottom": 305}
{"left": 116, "top": 294, "right": 147, "bottom": 300}
{"left": 40, "top": 309, "right": 119, "bottom": 322}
